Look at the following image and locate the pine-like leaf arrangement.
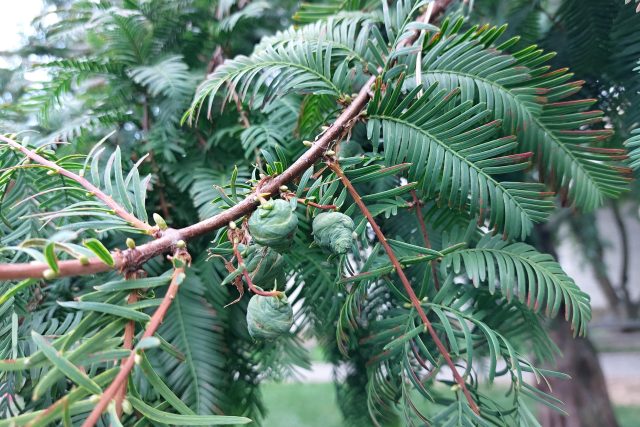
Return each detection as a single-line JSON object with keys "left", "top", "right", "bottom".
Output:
{"left": 368, "top": 75, "right": 554, "bottom": 238}
{"left": 0, "top": 1, "right": 636, "bottom": 426}
{"left": 187, "top": 42, "right": 352, "bottom": 120}
{"left": 442, "top": 235, "right": 591, "bottom": 335}
{"left": 626, "top": 129, "right": 640, "bottom": 172}
{"left": 407, "top": 19, "right": 630, "bottom": 211}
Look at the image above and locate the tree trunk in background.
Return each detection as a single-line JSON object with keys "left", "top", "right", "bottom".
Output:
{"left": 534, "top": 225, "right": 619, "bottom": 427}
{"left": 538, "top": 320, "right": 619, "bottom": 427}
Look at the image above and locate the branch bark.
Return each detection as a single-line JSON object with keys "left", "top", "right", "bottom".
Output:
{"left": 0, "top": 76, "right": 375, "bottom": 280}
{"left": 410, "top": 190, "right": 440, "bottom": 290}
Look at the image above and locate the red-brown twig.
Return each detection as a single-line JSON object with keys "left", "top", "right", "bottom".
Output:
{"left": 410, "top": 190, "right": 440, "bottom": 290}
{"left": 327, "top": 160, "right": 479, "bottom": 414}
{"left": 297, "top": 198, "right": 337, "bottom": 210}
{"left": 115, "top": 271, "right": 140, "bottom": 417}
{"left": 0, "top": 135, "right": 153, "bottom": 234}
{"left": 0, "top": 76, "right": 375, "bottom": 281}
{"left": 230, "top": 231, "right": 282, "bottom": 297}
{"left": 81, "top": 253, "right": 189, "bottom": 427}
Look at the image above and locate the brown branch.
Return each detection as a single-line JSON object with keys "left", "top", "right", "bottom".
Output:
{"left": 81, "top": 254, "right": 189, "bottom": 427}
{"left": 327, "top": 160, "right": 479, "bottom": 414}
{"left": 0, "top": 76, "right": 376, "bottom": 281}
{"left": 410, "top": 190, "right": 440, "bottom": 290}
{"left": 0, "top": 135, "right": 153, "bottom": 233}
{"left": 231, "top": 239, "right": 282, "bottom": 297}
{"left": 115, "top": 271, "right": 141, "bottom": 417}
{"left": 299, "top": 199, "right": 337, "bottom": 210}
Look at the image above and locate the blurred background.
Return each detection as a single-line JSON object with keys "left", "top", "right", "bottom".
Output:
{"left": 1, "top": 1, "right": 638, "bottom": 426}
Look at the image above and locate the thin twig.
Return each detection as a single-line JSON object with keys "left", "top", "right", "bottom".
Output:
{"left": 81, "top": 254, "right": 189, "bottom": 427}
{"left": 115, "top": 271, "right": 140, "bottom": 417}
{"left": 410, "top": 190, "right": 440, "bottom": 290}
{"left": 0, "top": 76, "right": 375, "bottom": 281}
{"left": 0, "top": 135, "right": 153, "bottom": 233}
{"left": 232, "top": 241, "right": 282, "bottom": 297}
{"left": 327, "top": 160, "right": 479, "bottom": 414}
{"left": 299, "top": 199, "right": 337, "bottom": 210}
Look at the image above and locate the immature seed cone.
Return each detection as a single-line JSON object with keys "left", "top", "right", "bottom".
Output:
{"left": 246, "top": 294, "right": 293, "bottom": 340}
{"left": 312, "top": 212, "right": 355, "bottom": 255}
{"left": 248, "top": 199, "right": 298, "bottom": 252}
{"left": 243, "top": 244, "right": 286, "bottom": 289}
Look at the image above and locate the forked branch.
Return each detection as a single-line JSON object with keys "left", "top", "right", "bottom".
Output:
{"left": 0, "top": 75, "right": 376, "bottom": 280}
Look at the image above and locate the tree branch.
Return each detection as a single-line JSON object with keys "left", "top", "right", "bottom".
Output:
{"left": 0, "top": 75, "right": 375, "bottom": 281}
{"left": 115, "top": 271, "right": 141, "bottom": 417}
{"left": 81, "top": 254, "right": 189, "bottom": 427}
{"left": 410, "top": 190, "right": 440, "bottom": 290}
{"left": 326, "top": 161, "right": 479, "bottom": 414}
{"left": 230, "top": 229, "right": 282, "bottom": 297}
{"left": 0, "top": 135, "right": 154, "bottom": 234}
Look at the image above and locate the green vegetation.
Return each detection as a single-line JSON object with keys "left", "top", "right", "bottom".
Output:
{"left": 0, "top": 0, "right": 638, "bottom": 426}
{"left": 263, "top": 383, "right": 640, "bottom": 427}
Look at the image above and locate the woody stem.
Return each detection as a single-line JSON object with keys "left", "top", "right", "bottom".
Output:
{"left": 327, "top": 160, "right": 479, "bottom": 415}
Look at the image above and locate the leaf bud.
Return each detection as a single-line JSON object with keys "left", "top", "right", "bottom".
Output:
{"left": 153, "top": 213, "right": 168, "bottom": 230}
{"left": 122, "top": 399, "right": 133, "bottom": 415}
{"left": 126, "top": 238, "right": 136, "bottom": 249}
{"left": 42, "top": 269, "right": 58, "bottom": 280}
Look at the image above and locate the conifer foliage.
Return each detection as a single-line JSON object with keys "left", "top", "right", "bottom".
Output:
{"left": 0, "top": 0, "right": 637, "bottom": 426}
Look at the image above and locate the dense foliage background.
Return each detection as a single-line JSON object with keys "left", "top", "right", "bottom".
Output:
{"left": 0, "top": 0, "right": 638, "bottom": 426}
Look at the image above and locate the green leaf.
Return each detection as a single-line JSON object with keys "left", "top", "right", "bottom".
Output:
{"left": 135, "top": 336, "right": 161, "bottom": 350}
{"left": 625, "top": 128, "right": 640, "bottom": 172}
{"left": 44, "top": 242, "right": 59, "bottom": 274}
{"left": 442, "top": 234, "right": 591, "bottom": 335}
{"left": 83, "top": 238, "right": 115, "bottom": 266}
{"left": 58, "top": 301, "right": 151, "bottom": 322}
{"left": 411, "top": 21, "right": 629, "bottom": 210}
{"left": 33, "top": 321, "right": 125, "bottom": 397}
{"left": 0, "top": 279, "right": 36, "bottom": 305}
{"left": 138, "top": 353, "right": 195, "bottom": 415}
{"left": 186, "top": 42, "right": 347, "bottom": 121}
{"left": 368, "top": 77, "right": 554, "bottom": 239}
{"left": 128, "top": 396, "right": 251, "bottom": 425}
{"left": 113, "top": 146, "right": 134, "bottom": 213}
{"left": 31, "top": 331, "right": 102, "bottom": 397}
{"left": 94, "top": 275, "right": 172, "bottom": 292}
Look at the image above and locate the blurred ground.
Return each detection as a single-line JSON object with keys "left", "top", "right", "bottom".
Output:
{"left": 289, "top": 351, "right": 640, "bottom": 405}
{"left": 261, "top": 381, "right": 640, "bottom": 427}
